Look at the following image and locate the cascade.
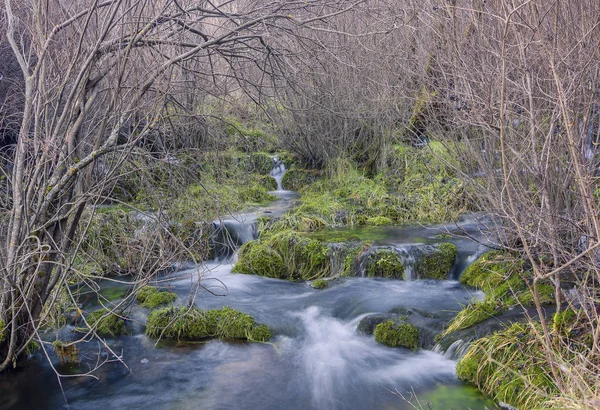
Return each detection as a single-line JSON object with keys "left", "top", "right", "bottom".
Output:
{"left": 210, "top": 218, "right": 258, "bottom": 260}
{"left": 269, "top": 156, "right": 286, "bottom": 191}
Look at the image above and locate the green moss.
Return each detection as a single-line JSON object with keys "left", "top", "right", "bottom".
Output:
{"left": 53, "top": 340, "right": 79, "bottom": 364}
{"left": 312, "top": 279, "right": 329, "bottom": 289}
{"left": 365, "top": 216, "right": 393, "bottom": 226}
{"left": 137, "top": 286, "right": 159, "bottom": 302}
{"left": 239, "top": 181, "right": 277, "bottom": 204}
{"left": 374, "top": 319, "right": 420, "bottom": 349}
{"left": 87, "top": 309, "right": 126, "bottom": 336}
{"left": 553, "top": 309, "right": 577, "bottom": 336}
{"left": 365, "top": 249, "right": 405, "bottom": 279}
{"left": 456, "top": 322, "right": 558, "bottom": 409}
{"left": 145, "top": 306, "right": 271, "bottom": 342}
{"left": 460, "top": 251, "right": 524, "bottom": 291}
{"left": 417, "top": 243, "right": 457, "bottom": 280}
{"left": 141, "top": 291, "right": 177, "bottom": 309}
{"left": 233, "top": 232, "right": 331, "bottom": 281}
{"left": 445, "top": 252, "right": 554, "bottom": 335}
{"left": 232, "top": 241, "right": 287, "bottom": 278}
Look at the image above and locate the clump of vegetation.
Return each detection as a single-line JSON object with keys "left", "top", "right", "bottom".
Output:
{"left": 364, "top": 248, "right": 405, "bottom": 279}
{"left": 136, "top": 286, "right": 177, "bottom": 309}
{"left": 145, "top": 306, "right": 271, "bottom": 342}
{"left": 552, "top": 309, "right": 577, "bottom": 337}
{"left": 53, "top": 340, "right": 79, "bottom": 365}
{"left": 87, "top": 309, "right": 126, "bottom": 336}
{"left": 374, "top": 318, "right": 420, "bottom": 350}
{"left": 233, "top": 231, "right": 331, "bottom": 280}
{"left": 311, "top": 279, "right": 329, "bottom": 289}
{"left": 443, "top": 252, "right": 554, "bottom": 335}
{"left": 456, "top": 322, "right": 558, "bottom": 409}
{"left": 281, "top": 168, "right": 321, "bottom": 191}
{"left": 365, "top": 216, "right": 393, "bottom": 226}
{"left": 416, "top": 243, "right": 457, "bottom": 280}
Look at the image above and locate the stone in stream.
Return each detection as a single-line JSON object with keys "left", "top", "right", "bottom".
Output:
{"left": 351, "top": 243, "right": 457, "bottom": 280}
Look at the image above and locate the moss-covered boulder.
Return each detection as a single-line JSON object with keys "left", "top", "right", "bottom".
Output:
{"left": 136, "top": 286, "right": 177, "bottom": 309}
{"left": 87, "top": 309, "right": 126, "bottom": 336}
{"left": 357, "top": 314, "right": 395, "bottom": 335}
{"left": 145, "top": 306, "right": 271, "bottom": 342}
{"left": 364, "top": 248, "right": 405, "bottom": 279}
{"left": 233, "top": 232, "right": 331, "bottom": 280}
{"left": 416, "top": 242, "right": 457, "bottom": 280}
{"left": 374, "top": 318, "right": 420, "bottom": 350}
{"left": 232, "top": 241, "right": 287, "bottom": 278}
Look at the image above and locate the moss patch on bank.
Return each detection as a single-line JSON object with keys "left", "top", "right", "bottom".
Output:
{"left": 0, "top": 319, "right": 6, "bottom": 343}
{"left": 444, "top": 252, "right": 554, "bottom": 335}
{"left": 374, "top": 318, "right": 420, "bottom": 350}
{"left": 146, "top": 306, "right": 271, "bottom": 342}
{"left": 456, "top": 322, "right": 557, "bottom": 409}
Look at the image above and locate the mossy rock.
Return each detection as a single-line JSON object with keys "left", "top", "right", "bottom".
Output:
{"left": 137, "top": 286, "right": 177, "bottom": 309}
{"left": 239, "top": 181, "right": 277, "bottom": 203}
{"left": 145, "top": 306, "right": 271, "bottom": 342}
{"left": 364, "top": 248, "right": 405, "bottom": 279}
{"left": 87, "top": 309, "right": 126, "bottom": 336}
{"left": 281, "top": 169, "right": 320, "bottom": 191}
{"left": 357, "top": 314, "right": 394, "bottom": 335}
{"left": 460, "top": 251, "right": 524, "bottom": 291}
{"left": 311, "top": 279, "right": 329, "bottom": 289}
{"left": 374, "top": 319, "right": 420, "bottom": 350}
{"left": 232, "top": 240, "right": 287, "bottom": 278}
{"left": 233, "top": 232, "right": 331, "bottom": 281}
{"left": 416, "top": 243, "right": 457, "bottom": 280}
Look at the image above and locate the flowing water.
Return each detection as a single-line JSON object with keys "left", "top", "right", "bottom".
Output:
{"left": 0, "top": 164, "right": 499, "bottom": 410}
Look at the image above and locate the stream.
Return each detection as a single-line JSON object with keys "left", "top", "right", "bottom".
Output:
{"left": 0, "top": 165, "right": 499, "bottom": 410}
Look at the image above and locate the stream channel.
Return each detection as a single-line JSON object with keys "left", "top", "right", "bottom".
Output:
{"left": 0, "top": 162, "right": 500, "bottom": 410}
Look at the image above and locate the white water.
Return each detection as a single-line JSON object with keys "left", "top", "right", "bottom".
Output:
{"left": 269, "top": 158, "right": 286, "bottom": 191}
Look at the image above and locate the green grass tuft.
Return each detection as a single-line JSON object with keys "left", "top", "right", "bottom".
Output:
{"left": 145, "top": 306, "right": 271, "bottom": 342}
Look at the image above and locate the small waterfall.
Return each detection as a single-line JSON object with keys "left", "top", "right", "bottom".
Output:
{"left": 210, "top": 218, "right": 258, "bottom": 260}
{"left": 433, "top": 339, "right": 470, "bottom": 360}
{"left": 269, "top": 157, "right": 286, "bottom": 191}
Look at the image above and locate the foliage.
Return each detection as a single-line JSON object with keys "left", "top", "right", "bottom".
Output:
{"left": 374, "top": 319, "right": 420, "bottom": 350}
{"left": 145, "top": 306, "right": 271, "bottom": 342}
{"left": 87, "top": 309, "right": 126, "bottom": 337}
